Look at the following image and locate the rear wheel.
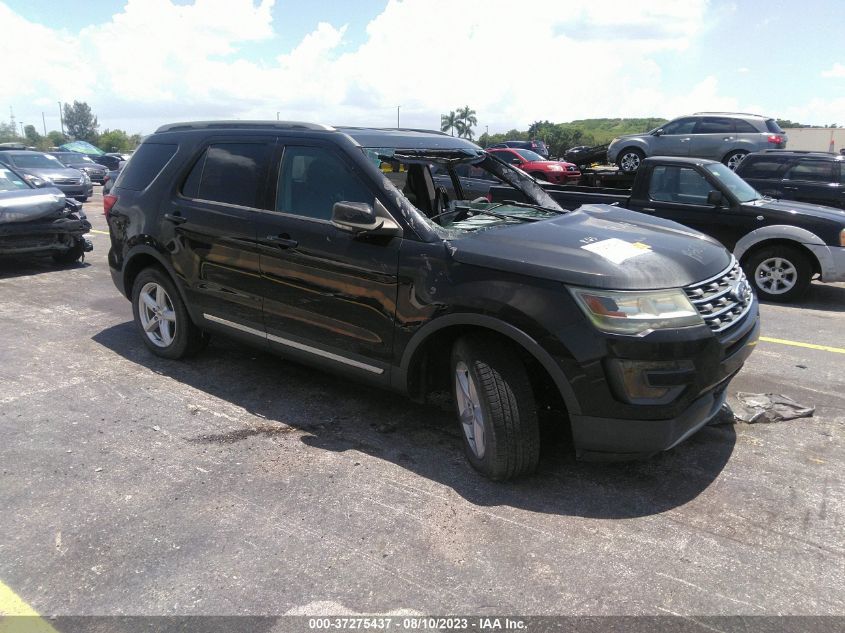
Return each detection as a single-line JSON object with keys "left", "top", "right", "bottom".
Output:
{"left": 451, "top": 336, "right": 540, "bottom": 480}
{"left": 131, "top": 267, "right": 208, "bottom": 358}
{"left": 723, "top": 150, "right": 748, "bottom": 170}
{"left": 743, "top": 245, "right": 812, "bottom": 302}
{"left": 616, "top": 148, "right": 644, "bottom": 172}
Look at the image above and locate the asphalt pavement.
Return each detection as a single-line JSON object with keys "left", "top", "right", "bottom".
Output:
{"left": 0, "top": 188, "right": 842, "bottom": 618}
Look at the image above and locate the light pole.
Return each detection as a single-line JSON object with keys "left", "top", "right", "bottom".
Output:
{"left": 58, "top": 101, "right": 65, "bottom": 137}
{"left": 485, "top": 125, "right": 489, "bottom": 147}
{"left": 276, "top": 111, "right": 280, "bottom": 121}
{"left": 397, "top": 106, "right": 400, "bottom": 129}
{"left": 19, "top": 122, "right": 24, "bottom": 138}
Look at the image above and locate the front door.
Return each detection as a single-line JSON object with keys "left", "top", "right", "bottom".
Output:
{"left": 650, "top": 117, "right": 696, "bottom": 157}
{"left": 640, "top": 165, "right": 756, "bottom": 249}
{"left": 689, "top": 116, "right": 736, "bottom": 160}
{"left": 252, "top": 141, "right": 401, "bottom": 380}
{"left": 166, "top": 138, "right": 274, "bottom": 334}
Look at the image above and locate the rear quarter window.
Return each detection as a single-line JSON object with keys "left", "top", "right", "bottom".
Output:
{"left": 733, "top": 119, "right": 760, "bottom": 133}
{"left": 114, "top": 143, "right": 177, "bottom": 191}
{"left": 765, "top": 119, "right": 785, "bottom": 134}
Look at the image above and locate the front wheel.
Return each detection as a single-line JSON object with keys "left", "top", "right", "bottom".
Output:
{"left": 723, "top": 150, "right": 748, "bottom": 170}
{"left": 131, "top": 267, "right": 209, "bottom": 358}
{"left": 743, "top": 245, "right": 812, "bottom": 302}
{"left": 616, "top": 148, "right": 644, "bottom": 172}
{"left": 451, "top": 336, "right": 540, "bottom": 480}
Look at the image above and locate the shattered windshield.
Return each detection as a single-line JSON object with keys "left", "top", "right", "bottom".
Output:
{"left": 0, "top": 167, "right": 30, "bottom": 191}
{"left": 361, "top": 147, "right": 563, "bottom": 234}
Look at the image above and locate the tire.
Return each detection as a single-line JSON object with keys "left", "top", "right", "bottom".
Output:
{"left": 723, "top": 150, "right": 748, "bottom": 171}
{"left": 52, "top": 240, "right": 84, "bottom": 265}
{"left": 743, "top": 245, "right": 812, "bottom": 302}
{"left": 616, "top": 148, "right": 644, "bottom": 172}
{"left": 131, "top": 267, "right": 208, "bottom": 359}
{"left": 451, "top": 335, "right": 540, "bottom": 480}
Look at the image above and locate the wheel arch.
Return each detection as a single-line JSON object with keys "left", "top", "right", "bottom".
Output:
{"left": 122, "top": 245, "right": 192, "bottom": 305}
{"left": 396, "top": 313, "right": 581, "bottom": 415}
{"left": 734, "top": 226, "right": 825, "bottom": 277}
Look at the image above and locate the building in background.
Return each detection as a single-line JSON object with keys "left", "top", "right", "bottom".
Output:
{"left": 783, "top": 128, "right": 845, "bottom": 153}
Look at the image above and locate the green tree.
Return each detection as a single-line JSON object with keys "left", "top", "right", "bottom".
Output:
{"left": 24, "top": 124, "right": 42, "bottom": 146}
{"left": 0, "top": 122, "right": 20, "bottom": 143}
{"left": 63, "top": 100, "right": 99, "bottom": 143}
{"left": 47, "top": 130, "right": 67, "bottom": 147}
{"left": 440, "top": 111, "right": 459, "bottom": 136}
{"left": 99, "top": 128, "right": 134, "bottom": 152}
{"left": 456, "top": 105, "right": 477, "bottom": 140}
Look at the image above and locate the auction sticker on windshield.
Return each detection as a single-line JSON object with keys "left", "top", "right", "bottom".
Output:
{"left": 581, "top": 238, "right": 652, "bottom": 265}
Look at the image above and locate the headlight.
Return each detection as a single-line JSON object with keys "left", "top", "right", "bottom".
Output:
{"left": 840, "top": 228, "right": 845, "bottom": 247}
{"left": 82, "top": 173, "right": 91, "bottom": 183}
{"left": 569, "top": 287, "right": 703, "bottom": 335}
{"left": 546, "top": 164, "right": 563, "bottom": 171}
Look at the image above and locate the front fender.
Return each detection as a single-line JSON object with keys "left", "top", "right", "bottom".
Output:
{"left": 396, "top": 312, "right": 582, "bottom": 415}
{"left": 734, "top": 225, "right": 826, "bottom": 261}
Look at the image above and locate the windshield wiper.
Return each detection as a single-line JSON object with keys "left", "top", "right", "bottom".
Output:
{"left": 429, "top": 203, "right": 543, "bottom": 224}
{"left": 499, "top": 199, "right": 564, "bottom": 214}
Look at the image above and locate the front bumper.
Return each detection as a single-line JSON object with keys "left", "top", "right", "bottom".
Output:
{"left": 566, "top": 307, "right": 760, "bottom": 460}
{"left": 807, "top": 244, "right": 845, "bottom": 283}
{"left": 0, "top": 216, "right": 91, "bottom": 256}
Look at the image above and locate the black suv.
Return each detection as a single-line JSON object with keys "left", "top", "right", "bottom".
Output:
{"left": 736, "top": 150, "right": 845, "bottom": 210}
{"left": 107, "top": 121, "right": 758, "bottom": 480}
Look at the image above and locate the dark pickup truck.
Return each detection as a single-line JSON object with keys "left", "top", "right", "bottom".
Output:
{"left": 490, "top": 156, "right": 845, "bottom": 301}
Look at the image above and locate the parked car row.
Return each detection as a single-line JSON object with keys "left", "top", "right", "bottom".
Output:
{"left": 0, "top": 150, "right": 94, "bottom": 201}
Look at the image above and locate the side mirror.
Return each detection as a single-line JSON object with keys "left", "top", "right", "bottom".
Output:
{"left": 653, "top": 128, "right": 664, "bottom": 137}
{"left": 510, "top": 158, "right": 521, "bottom": 165}
{"left": 706, "top": 190, "right": 723, "bottom": 206}
{"left": 331, "top": 200, "right": 402, "bottom": 238}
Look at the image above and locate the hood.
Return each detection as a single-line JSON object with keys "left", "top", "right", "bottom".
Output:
{"left": 526, "top": 160, "right": 577, "bottom": 169}
{"left": 20, "top": 167, "right": 84, "bottom": 180}
{"left": 0, "top": 188, "right": 67, "bottom": 224}
{"left": 449, "top": 204, "right": 731, "bottom": 290}
{"left": 751, "top": 197, "right": 845, "bottom": 223}
{"left": 67, "top": 162, "right": 105, "bottom": 172}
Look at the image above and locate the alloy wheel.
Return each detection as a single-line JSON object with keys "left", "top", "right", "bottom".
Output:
{"left": 754, "top": 257, "right": 798, "bottom": 295}
{"left": 138, "top": 282, "right": 177, "bottom": 347}
{"left": 454, "top": 360, "right": 486, "bottom": 459}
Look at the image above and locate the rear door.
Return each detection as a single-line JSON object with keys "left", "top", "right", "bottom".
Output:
{"left": 780, "top": 158, "right": 840, "bottom": 207}
{"left": 252, "top": 140, "right": 401, "bottom": 379}
{"left": 690, "top": 117, "right": 736, "bottom": 160}
{"left": 166, "top": 138, "right": 273, "bottom": 335}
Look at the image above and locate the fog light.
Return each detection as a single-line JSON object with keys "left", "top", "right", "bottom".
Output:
{"left": 607, "top": 359, "right": 695, "bottom": 404}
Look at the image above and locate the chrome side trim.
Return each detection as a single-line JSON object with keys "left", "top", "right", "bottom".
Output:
{"left": 202, "top": 313, "right": 384, "bottom": 375}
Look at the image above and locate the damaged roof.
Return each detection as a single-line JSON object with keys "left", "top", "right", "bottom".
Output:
{"left": 337, "top": 127, "right": 482, "bottom": 150}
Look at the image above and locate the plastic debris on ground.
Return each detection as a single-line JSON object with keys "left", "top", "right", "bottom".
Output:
{"left": 733, "top": 392, "right": 815, "bottom": 424}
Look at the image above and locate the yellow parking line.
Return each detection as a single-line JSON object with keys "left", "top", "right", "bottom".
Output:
{"left": 760, "top": 336, "right": 845, "bottom": 355}
{"left": 89, "top": 229, "right": 109, "bottom": 236}
{"left": 0, "top": 580, "right": 57, "bottom": 633}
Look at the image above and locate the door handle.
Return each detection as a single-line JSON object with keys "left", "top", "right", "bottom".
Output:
{"left": 264, "top": 234, "right": 298, "bottom": 249}
{"left": 680, "top": 138, "right": 691, "bottom": 142}
{"left": 163, "top": 213, "right": 187, "bottom": 225}
{"left": 783, "top": 186, "right": 798, "bottom": 191}
{"left": 642, "top": 207, "right": 656, "bottom": 212}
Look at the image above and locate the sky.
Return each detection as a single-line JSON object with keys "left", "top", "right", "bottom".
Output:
{"left": 1, "top": 0, "right": 843, "bottom": 137}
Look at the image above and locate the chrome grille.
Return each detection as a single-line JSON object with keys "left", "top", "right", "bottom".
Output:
{"left": 53, "top": 177, "right": 80, "bottom": 185}
{"left": 684, "top": 260, "right": 754, "bottom": 333}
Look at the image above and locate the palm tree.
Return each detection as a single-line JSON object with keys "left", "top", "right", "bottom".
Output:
{"left": 457, "top": 105, "right": 477, "bottom": 139}
{"left": 440, "top": 111, "right": 459, "bottom": 136}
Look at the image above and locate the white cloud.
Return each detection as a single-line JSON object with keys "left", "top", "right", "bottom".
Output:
{"left": 821, "top": 63, "right": 845, "bottom": 78}
{"left": 3, "top": 0, "right": 831, "bottom": 134}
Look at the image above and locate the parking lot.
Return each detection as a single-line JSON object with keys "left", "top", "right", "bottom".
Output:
{"left": 1, "top": 187, "right": 843, "bottom": 617}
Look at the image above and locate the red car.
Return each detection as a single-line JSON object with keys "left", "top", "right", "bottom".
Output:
{"left": 488, "top": 148, "right": 580, "bottom": 184}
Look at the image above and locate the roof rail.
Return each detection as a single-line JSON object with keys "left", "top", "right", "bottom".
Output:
{"left": 760, "top": 149, "right": 838, "bottom": 155}
{"left": 336, "top": 126, "right": 450, "bottom": 136}
{"left": 692, "top": 112, "right": 767, "bottom": 118}
{"left": 154, "top": 120, "right": 335, "bottom": 133}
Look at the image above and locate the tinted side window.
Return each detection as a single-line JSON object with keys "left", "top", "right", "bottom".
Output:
{"left": 784, "top": 160, "right": 834, "bottom": 183}
{"left": 276, "top": 146, "right": 373, "bottom": 220}
{"left": 694, "top": 117, "right": 734, "bottom": 134}
{"left": 184, "top": 143, "right": 272, "bottom": 208}
{"left": 662, "top": 118, "right": 697, "bottom": 135}
{"left": 733, "top": 119, "right": 760, "bottom": 133}
{"left": 649, "top": 166, "right": 712, "bottom": 203}
{"left": 112, "top": 143, "right": 177, "bottom": 191}
{"left": 738, "top": 157, "right": 788, "bottom": 179}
